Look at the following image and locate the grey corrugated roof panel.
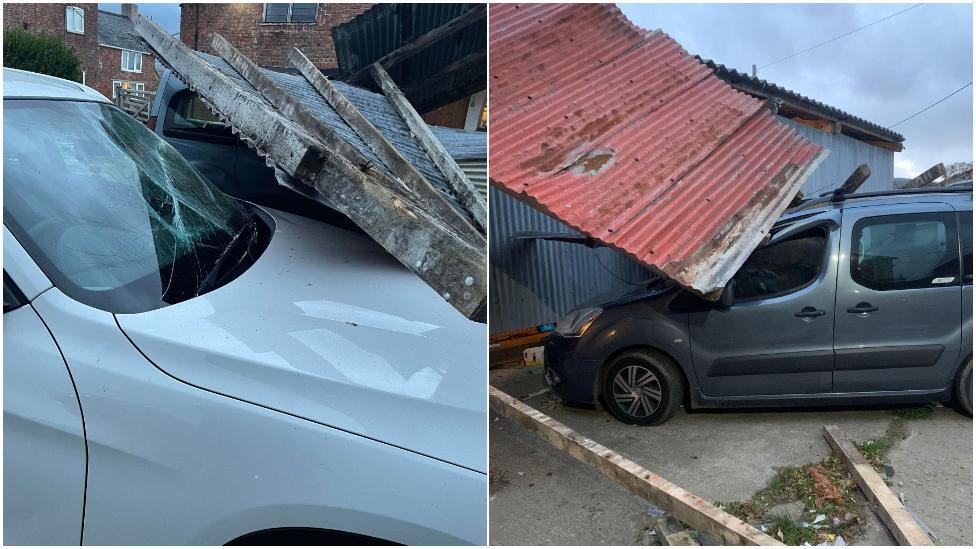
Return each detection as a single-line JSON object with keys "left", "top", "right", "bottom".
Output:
{"left": 431, "top": 126, "right": 486, "bottom": 159}
{"left": 97, "top": 11, "right": 149, "bottom": 52}
{"left": 699, "top": 57, "right": 904, "bottom": 143}
{"left": 193, "top": 51, "right": 470, "bottom": 213}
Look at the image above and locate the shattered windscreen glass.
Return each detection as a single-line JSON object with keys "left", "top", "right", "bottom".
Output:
{"left": 3, "top": 99, "right": 266, "bottom": 313}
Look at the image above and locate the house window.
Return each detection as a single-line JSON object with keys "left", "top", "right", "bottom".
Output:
{"left": 263, "top": 4, "right": 317, "bottom": 23}
{"left": 121, "top": 50, "right": 143, "bottom": 73}
{"left": 65, "top": 6, "right": 84, "bottom": 34}
{"left": 112, "top": 80, "right": 145, "bottom": 99}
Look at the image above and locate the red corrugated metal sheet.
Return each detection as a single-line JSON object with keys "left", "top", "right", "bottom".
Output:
{"left": 489, "top": 3, "right": 828, "bottom": 295}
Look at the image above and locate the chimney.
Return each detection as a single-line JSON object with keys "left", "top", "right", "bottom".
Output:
{"left": 122, "top": 4, "right": 138, "bottom": 21}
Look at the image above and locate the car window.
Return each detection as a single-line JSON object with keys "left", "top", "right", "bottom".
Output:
{"left": 851, "top": 212, "right": 959, "bottom": 291}
{"left": 732, "top": 227, "right": 827, "bottom": 300}
{"left": 3, "top": 99, "right": 267, "bottom": 314}
{"left": 165, "top": 91, "right": 228, "bottom": 133}
{"left": 3, "top": 272, "right": 27, "bottom": 314}
{"left": 961, "top": 211, "right": 972, "bottom": 284}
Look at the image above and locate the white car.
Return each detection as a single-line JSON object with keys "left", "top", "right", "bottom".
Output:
{"left": 3, "top": 68, "right": 486, "bottom": 545}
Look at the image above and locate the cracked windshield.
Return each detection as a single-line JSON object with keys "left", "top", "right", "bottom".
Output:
{"left": 3, "top": 99, "right": 261, "bottom": 313}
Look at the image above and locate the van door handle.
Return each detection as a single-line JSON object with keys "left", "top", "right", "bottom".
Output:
{"left": 795, "top": 307, "right": 825, "bottom": 318}
{"left": 847, "top": 302, "right": 879, "bottom": 314}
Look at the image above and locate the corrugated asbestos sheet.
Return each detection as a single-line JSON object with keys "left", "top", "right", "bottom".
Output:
{"left": 489, "top": 3, "right": 828, "bottom": 295}
{"left": 431, "top": 126, "right": 487, "bottom": 199}
{"left": 194, "top": 52, "right": 486, "bottom": 216}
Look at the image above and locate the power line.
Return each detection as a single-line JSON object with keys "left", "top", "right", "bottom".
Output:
{"left": 760, "top": 3, "right": 922, "bottom": 70}
{"left": 888, "top": 81, "right": 973, "bottom": 128}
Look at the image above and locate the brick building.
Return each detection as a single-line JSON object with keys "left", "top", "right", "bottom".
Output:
{"left": 2, "top": 3, "right": 158, "bottom": 100}
{"left": 180, "top": 3, "right": 372, "bottom": 72}
{"left": 97, "top": 5, "right": 158, "bottom": 100}
{"left": 3, "top": 3, "right": 100, "bottom": 86}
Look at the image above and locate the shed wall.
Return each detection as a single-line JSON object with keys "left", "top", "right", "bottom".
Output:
{"left": 779, "top": 117, "right": 895, "bottom": 195}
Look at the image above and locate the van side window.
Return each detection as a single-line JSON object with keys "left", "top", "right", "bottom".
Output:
{"left": 961, "top": 211, "right": 972, "bottom": 284}
{"left": 732, "top": 227, "right": 827, "bottom": 300}
{"left": 851, "top": 212, "right": 959, "bottom": 291}
{"left": 4, "top": 272, "right": 27, "bottom": 314}
{"left": 165, "top": 91, "right": 228, "bottom": 134}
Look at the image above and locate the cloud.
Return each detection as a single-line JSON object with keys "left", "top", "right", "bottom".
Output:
{"left": 619, "top": 3, "right": 973, "bottom": 179}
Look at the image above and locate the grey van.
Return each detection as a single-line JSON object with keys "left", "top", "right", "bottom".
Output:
{"left": 544, "top": 187, "right": 973, "bottom": 425}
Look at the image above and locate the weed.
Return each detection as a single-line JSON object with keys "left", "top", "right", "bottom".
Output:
{"left": 892, "top": 406, "right": 934, "bottom": 420}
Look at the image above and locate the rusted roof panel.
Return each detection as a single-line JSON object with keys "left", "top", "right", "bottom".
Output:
{"left": 489, "top": 3, "right": 828, "bottom": 295}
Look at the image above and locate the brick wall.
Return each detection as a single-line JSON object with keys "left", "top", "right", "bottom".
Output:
{"left": 181, "top": 3, "right": 372, "bottom": 69}
{"left": 96, "top": 46, "right": 160, "bottom": 100}
{"left": 3, "top": 3, "right": 100, "bottom": 86}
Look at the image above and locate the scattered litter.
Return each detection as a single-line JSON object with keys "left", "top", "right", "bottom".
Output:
{"left": 646, "top": 504, "right": 666, "bottom": 518}
{"left": 517, "top": 471, "right": 525, "bottom": 476}
{"left": 899, "top": 493, "right": 940, "bottom": 543}
{"left": 521, "top": 387, "right": 550, "bottom": 400}
{"left": 808, "top": 464, "right": 844, "bottom": 506}
{"left": 812, "top": 514, "right": 827, "bottom": 525}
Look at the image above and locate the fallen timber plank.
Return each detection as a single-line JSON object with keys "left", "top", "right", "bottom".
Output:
{"left": 489, "top": 386, "right": 783, "bottom": 546}
{"left": 133, "top": 14, "right": 486, "bottom": 320}
{"left": 908, "top": 163, "right": 947, "bottom": 189}
{"left": 838, "top": 163, "right": 871, "bottom": 195}
{"left": 822, "top": 425, "right": 934, "bottom": 546}
{"left": 288, "top": 47, "right": 483, "bottom": 244}
{"left": 345, "top": 5, "right": 487, "bottom": 85}
{"left": 371, "top": 62, "right": 488, "bottom": 234}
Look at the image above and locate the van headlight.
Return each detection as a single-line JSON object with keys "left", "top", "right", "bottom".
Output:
{"left": 554, "top": 307, "right": 602, "bottom": 337}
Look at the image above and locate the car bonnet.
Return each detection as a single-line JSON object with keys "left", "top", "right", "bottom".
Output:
{"left": 115, "top": 207, "right": 487, "bottom": 473}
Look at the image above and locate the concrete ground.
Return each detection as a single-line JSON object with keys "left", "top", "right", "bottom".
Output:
{"left": 489, "top": 367, "right": 972, "bottom": 546}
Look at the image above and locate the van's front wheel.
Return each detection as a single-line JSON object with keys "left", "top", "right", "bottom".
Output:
{"left": 954, "top": 358, "right": 972, "bottom": 416}
{"left": 601, "top": 350, "right": 683, "bottom": 426}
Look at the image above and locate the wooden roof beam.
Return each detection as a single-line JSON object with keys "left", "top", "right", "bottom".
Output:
{"left": 288, "top": 47, "right": 483, "bottom": 243}
{"left": 371, "top": 62, "right": 488, "bottom": 234}
{"left": 345, "top": 5, "right": 487, "bottom": 85}
{"left": 133, "top": 14, "right": 486, "bottom": 320}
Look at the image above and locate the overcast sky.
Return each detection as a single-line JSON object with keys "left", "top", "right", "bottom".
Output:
{"left": 619, "top": 2, "right": 973, "bottom": 178}
{"left": 99, "top": 3, "right": 180, "bottom": 34}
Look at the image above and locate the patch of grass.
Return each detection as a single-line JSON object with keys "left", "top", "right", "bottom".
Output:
{"left": 856, "top": 437, "right": 893, "bottom": 471}
{"left": 716, "top": 452, "right": 862, "bottom": 542}
{"left": 892, "top": 406, "right": 934, "bottom": 420}
{"left": 769, "top": 514, "right": 818, "bottom": 545}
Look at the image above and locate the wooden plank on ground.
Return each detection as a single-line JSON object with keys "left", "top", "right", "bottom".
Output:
{"left": 371, "top": 62, "right": 488, "bottom": 234}
{"left": 345, "top": 5, "right": 486, "bottom": 84}
{"left": 490, "top": 386, "right": 784, "bottom": 546}
{"left": 134, "top": 14, "right": 486, "bottom": 320}
{"left": 288, "top": 47, "right": 482, "bottom": 244}
{"left": 822, "top": 425, "right": 934, "bottom": 546}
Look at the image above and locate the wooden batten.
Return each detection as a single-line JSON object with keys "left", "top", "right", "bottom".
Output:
{"left": 288, "top": 47, "right": 483, "bottom": 245}
{"left": 345, "top": 5, "right": 487, "bottom": 85}
{"left": 371, "top": 62, "right": 488, "bottom": 234}
{"left": 490, "top": 386, "right": 784, "bottom": 546}
{"left": 133, "top": 14, "right": 486, "bottom": 320}
{"left": 822, "top": 426, "right": 934, "bottom": 546}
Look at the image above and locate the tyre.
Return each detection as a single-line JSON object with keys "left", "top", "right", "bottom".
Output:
{"left": 953, "top": 358, "right": 972, "bottom": 416}
{"left": 601, "top": 349, "right": 684, "bottom": 426}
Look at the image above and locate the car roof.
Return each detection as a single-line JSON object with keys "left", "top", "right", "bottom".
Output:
{"left": 779, "top": 187, "right": 972, "bottom": 225}
{"left": 3, "top": 68, "right": 108, "bottom": 102}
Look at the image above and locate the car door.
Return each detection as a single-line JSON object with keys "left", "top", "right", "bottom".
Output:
{"left": 833, "top": 202, "right": 962, "bottom": 392}
{"left": 3, "top": 273, "right": 87, "bottom": 545}
{"left": 688, "top": 217, "right": 840, "bottom": 397}
{"left": 160, "top": 89, "right": 240, "bottom": 191}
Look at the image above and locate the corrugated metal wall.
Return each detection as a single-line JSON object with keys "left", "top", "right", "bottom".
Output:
{"left": 779, "top": 117, "right": 895, "bottom": 195}
{"left": 459, "top": 159, "right": 487, "bottom": 199}
{"left": 489, "top": 186, "right": 654, "bottom": 333}
{"left": 489, "top": 121, "right": 896, "bottom": 334}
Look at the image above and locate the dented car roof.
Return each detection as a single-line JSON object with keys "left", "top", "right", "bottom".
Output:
{"left": 489, "top": 3, "right": 828, "bottom": 295}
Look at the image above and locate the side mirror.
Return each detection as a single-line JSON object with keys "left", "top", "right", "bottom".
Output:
{"left": 716, "top": 283, "right": 735, "bottom": 309}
